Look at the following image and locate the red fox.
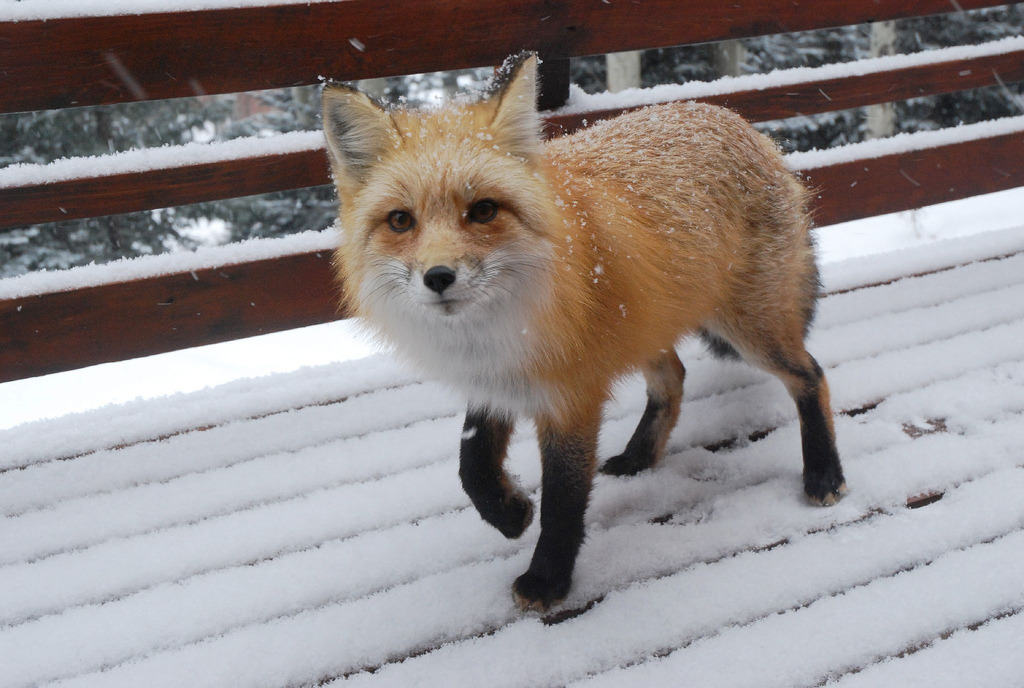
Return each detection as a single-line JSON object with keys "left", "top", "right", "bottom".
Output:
{"left": 322, "top": 53, "right": 846, "bottom": 612}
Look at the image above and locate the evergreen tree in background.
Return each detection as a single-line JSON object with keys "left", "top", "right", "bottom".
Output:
{"left": 1, "top": 5, "right": 1022, "bottom": 279}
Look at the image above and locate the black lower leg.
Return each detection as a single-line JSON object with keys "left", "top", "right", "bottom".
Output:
{"left": 601, "top": 393, "right": 667, "bottom": 476}
{"left": 514, "top": 428, "right": 594, "bottom": 610}
{"left": 793, "top": 361, "right": 846, "bottom": 504}
{"left": 459, "top": 408, "right": 533, "bottom": 539}
{"left": 602, "top": 354, "right": 683, "bottom": 477}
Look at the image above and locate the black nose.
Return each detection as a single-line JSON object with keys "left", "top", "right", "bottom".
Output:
{"left": 423, "top": 265, "right": 457, "bottom": 294}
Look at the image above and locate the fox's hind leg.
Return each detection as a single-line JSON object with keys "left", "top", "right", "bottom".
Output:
{"left": 460, "top": 408, "right": 534, "bottom": 539}
{"left": 601, "top": 349, "right": 685, "bottom": 476}
{"left": 764, "top": 349, "right": 846, "bottom": 505}
{"left": 711, "top": 315, "right": 846, "bottom": 505}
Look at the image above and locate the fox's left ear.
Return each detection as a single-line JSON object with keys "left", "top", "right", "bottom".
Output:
{"left": 488, "top": 52, "right": 543, "bottom": 159}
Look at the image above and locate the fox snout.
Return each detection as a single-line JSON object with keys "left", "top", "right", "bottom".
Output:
{"left": 423, "top": 265, "right": 457, "bottom": 294}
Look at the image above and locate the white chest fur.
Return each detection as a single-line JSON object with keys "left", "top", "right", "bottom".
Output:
{"left": 370, "top": 299, "right": 555, "bottom": 418}
{"left": 356, "top": 247, "right": 558, "bottom": 418}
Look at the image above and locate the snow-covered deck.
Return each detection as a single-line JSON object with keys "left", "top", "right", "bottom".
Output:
{"left": 2, "top": 230, "right": 1024, "bottom": 687}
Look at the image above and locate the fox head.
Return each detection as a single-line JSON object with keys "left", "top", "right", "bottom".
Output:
{"left": 322, "top": 54, "right": 558, "bottom": 343}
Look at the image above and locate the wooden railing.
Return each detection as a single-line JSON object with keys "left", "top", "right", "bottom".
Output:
{"left": 1, "top": 0, "right": 1022, "bottom": 384}
{"left": 2, "top": 0, "right": 1010, "bottom": 112}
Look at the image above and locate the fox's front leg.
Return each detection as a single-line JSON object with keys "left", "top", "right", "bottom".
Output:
{"left": 513, "top": 410, "right": 599, "bottom": 612}
{"left": 459, "top": 407, "right": 535, "bottom": 539}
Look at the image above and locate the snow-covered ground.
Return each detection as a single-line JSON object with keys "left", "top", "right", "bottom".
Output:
{"left": 1, "top": 222, "right": 1023, "bottom": 687}
{"left": 2, "top": 184, "right": 1022, "bottom": 430}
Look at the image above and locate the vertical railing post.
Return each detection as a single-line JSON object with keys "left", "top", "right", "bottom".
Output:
{"left": 537, "top": 56, "right": 571, "bottom": 110}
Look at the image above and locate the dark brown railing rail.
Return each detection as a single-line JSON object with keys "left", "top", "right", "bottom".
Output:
{"left": 0, "top": 0, "right": 1022, "bottom": 385}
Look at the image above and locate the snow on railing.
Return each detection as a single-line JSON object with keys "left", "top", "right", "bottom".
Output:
{"left": 787, "top": 115, "right": 1024, "bottom": 170}
{"left": 0, "top": 131, "right": 324, "bottom": 189}
{"left": 0, "top": 225, "right": 337, "bottom": 300}
{"left": 0, "top": 0, "right": 339, "bottom": 21}
{"left": 554, "top": 35, "right": 1024, "bottom": 117}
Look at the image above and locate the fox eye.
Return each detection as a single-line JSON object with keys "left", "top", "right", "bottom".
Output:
{"left": 468, "top": 199, "right": 498, "bottom": 224}
{"left": 387, "top": 210, "right": 415, "bottom": 233}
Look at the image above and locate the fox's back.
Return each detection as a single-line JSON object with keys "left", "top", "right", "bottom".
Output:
{"left": 539, "top": 101, "right": 816, "bottom": 369}
{"left": 545, "top": 101, "right": 806, "bottom": 250}
{"left": 543, "top": 102, "right": 753, "bottom": 312}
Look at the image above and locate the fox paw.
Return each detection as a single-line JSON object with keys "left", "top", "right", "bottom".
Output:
{"left": 486, "top": 492, "right": 534, "bottom": 539}
{"left": 804, "top": 468, "right": 848, "bottom": 506}
{"left": 600, "top": 451, "right": 655, "bottom": 477}
{"left": 512, "top": 571, "right": 570, "bottom": 612}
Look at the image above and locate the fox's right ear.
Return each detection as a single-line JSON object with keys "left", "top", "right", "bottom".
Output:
{"left": 321, "top": 84, "right": 398, "bottom": 188}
